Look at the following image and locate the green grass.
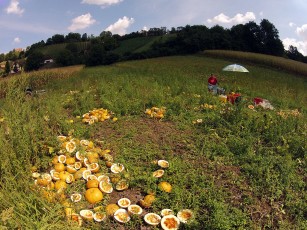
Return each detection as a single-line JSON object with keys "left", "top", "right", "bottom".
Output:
{"left": 38, "top": 42, "right": 91, "bottom": 58}
{"left": 113, "top": 36, "right": 159, "bottom": 55}
{"left": 0, "top": 55, "right": 306, "bottom": 229}
{"left": 37, "top": 35, "right": 175, "bottom": 58}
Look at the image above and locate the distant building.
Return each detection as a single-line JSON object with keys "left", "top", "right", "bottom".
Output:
{"left": 14, "top": 48, "right": 24, "bottom": 52}
{"left": 44, "top": 59, "right": 54, "bottom": 64}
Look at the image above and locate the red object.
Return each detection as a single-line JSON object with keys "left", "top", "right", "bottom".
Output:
{"left": 208, "top": 75, "right": 217, "bottom": 85}
{"left": 227, "top": 93, "right": 241, "bottom": 104}
{"left": 253, "top": 97, "right": 263, "bottom": 105}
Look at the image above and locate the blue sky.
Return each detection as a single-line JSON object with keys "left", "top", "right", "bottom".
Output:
{"left": 1, "top": 0, "right": 307, "bottom": 55}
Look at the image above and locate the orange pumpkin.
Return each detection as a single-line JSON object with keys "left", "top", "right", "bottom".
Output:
{"left": 86, "top": 179, "right": 99, "bottom": 189}
{"left": 85, "top": 188, "right": 103, "bottom": 204}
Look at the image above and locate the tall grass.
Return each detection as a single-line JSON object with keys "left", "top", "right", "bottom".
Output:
{"left": 0, "top": 56, "right": 306, "bottom": 229}
{"left": 203, "top": 50, "right": 307, "bottom": 77}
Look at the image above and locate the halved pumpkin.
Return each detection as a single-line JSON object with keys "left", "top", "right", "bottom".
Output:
{"left": 110, "top": 163, "right": 125, "bottom": 173}
{"left": 115, "top": 179, "right": 129, "bottom": 191}
{"left": 32, "top": 172, "right": 41, "bottom": 179}
{"left": 114, "top": 209, "right": 130, "bottom": 223}
{"left": 70, "top": 193, "right": 82, "bottom": 202}
{"left": 161, "top": 214, "right": 180, "bottom": 230}
{"left": 82, "top": 169, "right": 92, "bottom": 180}
{"left": 58, "top": 155, "right": 66, "bottom": 164}
{"left": 57, "top": 135, "right": 67, "bottom": 142}
{"left": 93, "top": 212, "right": 106, "bottom": 222}
{"left": 177, "top": 209, "right": 193, "bottom": 223}
{"left": 65, "top": 173, "right": 75, "bottom": 184}
{"left": 79, "top": 209, "right": 94, "bottom": 221}
{"left": 74, "top": 162, "right": 82, "bottom": 170}
{"left": 97, "top": 175, "right": 110, "bottom": 183}
{"left": 153, "top": 169, "right": 164, "bottom": 178}
{"left": 88, "top": 162, "right": 100, "bottom": 173}
{"left": 158, "top": 160, "right": 169, "bottom": 168}
{"left": 161, "top": 209, "right": 174, "bottom": 217}
{"left": 144, "top": 213, "right": 161, "bottom": 226}
{"left": 117, "top": 198, "right": 131, "bottom": 208}
{"left": 99, "top": 181, "right": 113, "bottom": 194}
{"left": 127, "top": 204, "right": 142, "bottom": 215}
{"left": 66, "top": 165, "right": 77, "bottom": 174}
{"left": 65, "top": 141, "right": 77, "bottom": 153}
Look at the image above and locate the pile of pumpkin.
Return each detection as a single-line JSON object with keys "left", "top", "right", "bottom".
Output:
{"left": 32, "top": 135, "right": 130, "bottom": 226}
{"left": 82, "top": 108, "right": 116, "bottom": 125}
{"left": 277, "top": 109, "right": 301, "bottom": 119}
{"left": 145, "top": 107, "right": 166, "bottom": 119}
{"left": 32, "top": 135, "right": 194, "bottom": 229}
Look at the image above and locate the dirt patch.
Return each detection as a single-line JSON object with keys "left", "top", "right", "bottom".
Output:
{"left": 108, "top": 188, "right": 143, "bottom": 205}
{"left": 92, "top": 117, "right": 193, "bottom": 157}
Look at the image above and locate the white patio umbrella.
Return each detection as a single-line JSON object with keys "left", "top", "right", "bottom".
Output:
{"left": 222, "top": 64, "right": 249, "bottom": 73}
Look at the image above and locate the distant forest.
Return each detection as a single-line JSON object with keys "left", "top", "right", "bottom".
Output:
{"left": 1, "top": 19, "right": 306, "bottom": 71}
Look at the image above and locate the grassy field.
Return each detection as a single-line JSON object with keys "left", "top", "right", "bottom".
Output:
{"left": 113, "top": 36, "right": 159, "bottom": 55}
{"left": 0, "top": 55, "right": 306, "bottom": 229}
{"left": 202, "top": 50, "right": 307, "bottom": 77}
{"left": 37, "top": 35, "right": 175, "bottom": 58}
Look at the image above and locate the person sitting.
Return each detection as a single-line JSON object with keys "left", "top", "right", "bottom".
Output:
{"left": 207, "top": 74, "right": 225, "bottom": 95}
{"left": 25, "top": 86, "right": 33, "bottom": 96}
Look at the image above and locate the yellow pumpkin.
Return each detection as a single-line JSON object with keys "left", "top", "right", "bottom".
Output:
{"left": 86, "top": 179, "right": 99, "bottom": 188}
{"left": 66, "top": 157, "right": 76, "bottom": 165}
{"left": 54, "top": 163, "right": 65, "bottom": 172}
{"left": 158, "top": 181, "right": 172, "bottom": 193}
{"left": 54, "top": 180, "right": 67, "bottom": 191}
{"left": 84, "top": 188, "right": 103, "bottom": 204}
{"left": 105, "top": 203, "right": 120, "bottom": 216}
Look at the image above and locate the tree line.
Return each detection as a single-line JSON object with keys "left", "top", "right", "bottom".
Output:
{"left": 1, "top": 18, "right": 306, "bottom": 72}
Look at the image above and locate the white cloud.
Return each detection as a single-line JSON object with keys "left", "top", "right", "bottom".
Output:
{"left": 289, "top": 22, "right": 296, "bottom": 27}
{"left": 6, "top": 0, "right": 24, "bottom": 15}
{"left": 296, "top": 24, "right": 307, "bottom": 40}
{"left": 142, "top": 26, "right": 148, "bottom": 31}
{"left": 68, "top": 13, "right": 96, "bottom": 31}
{"left": 283, "top": 24, "right": 307, "bottom": 56}
{"left": 105, "top": 16, "right": 134, "bottom": 35}
{"left": 283, "top": 38, "right": 307, "bottom": 56}
{"left": 13, "top": 37, "right": 21, "bottom": 43}
{"left": 81, "top": 0, "right": 123, "bottom": 7}
{"left": 207, "top": 12, "right": 256, "bottom": 25}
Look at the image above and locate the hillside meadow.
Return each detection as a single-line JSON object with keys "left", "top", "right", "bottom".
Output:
{"left": 0, "top": 55, "right": 306, "bottom": 229}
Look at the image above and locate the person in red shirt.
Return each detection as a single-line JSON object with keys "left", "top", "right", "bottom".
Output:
{"left": 208, "top": 74, "right": 217, "bottom": 85}
{"left": 207, "top": 74, "right": 225, "bottom": 95}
